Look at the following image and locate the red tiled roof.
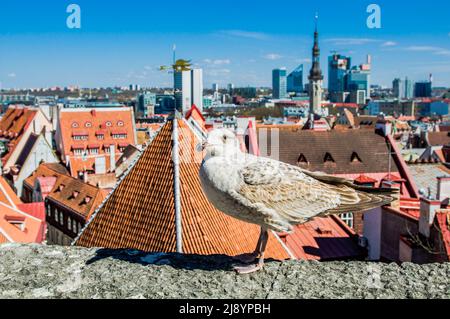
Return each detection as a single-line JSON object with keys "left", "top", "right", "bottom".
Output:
{"left": 282, "top": 216, "right": 364, "bottom": 260}
{"left": 0, "top": 177, "right": 22, "bottom": 207}
{"left": 436, "top": 212, "right": 450, "bottom": 259}
{"left": 76, "top": 120, "right": 290, "bottom": 260}
{"left": 354, "top": 174, "right": 378, "bottom": 184}
{"left": 0, "top": 202, "right": 46, "bottom": 243}
{"left": 18, "top": 203, "right": 46, "bottom": 221}
{"left": 0, "top": 106, "right": 39, "bottom": 165}
{"left": 59, "top": 108, "right": 136, "bottom": 177}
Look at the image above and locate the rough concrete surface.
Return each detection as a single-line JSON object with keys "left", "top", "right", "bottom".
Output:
{"left": 0, "top": 244, "right": 449, "bottom": 299}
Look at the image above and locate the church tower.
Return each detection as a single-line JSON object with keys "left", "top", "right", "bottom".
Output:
{"left": 308, "top": 15, "right": 324, "bottom": 118}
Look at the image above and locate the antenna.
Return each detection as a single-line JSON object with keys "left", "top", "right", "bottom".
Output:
{"left": 173, "top": 44, "right": 177, "bottom": 65}
{"left": 314, "top": 12, "right": 319, "bottom": 31}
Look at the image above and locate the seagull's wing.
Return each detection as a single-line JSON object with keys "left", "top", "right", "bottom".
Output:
{"left": 229, "top": 157, "right": 394, "bottom": 233}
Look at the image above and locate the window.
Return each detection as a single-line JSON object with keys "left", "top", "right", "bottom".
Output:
{"left": 72, "top": 122, "right": 79, "bottom": 128}
{"left": 340, "top": 213, "right": 354, "bottom": 229}
{"left": 46, "top": 205, "right": 51, "bottom": 217}
{"left": 59, "top": 212, "right": 64, "bottom": 226}
{"left": 73, "top": 135, "right": 88, "bottom": 141}
{"left": 104, "top": 147, "right": 111, "bottom": 154}
{"left": 85, "top": 122, "right": 93, "bottom": 128}
{"left": 89, "top": 148, "right": 99, "bottom": 155}
{"left": 117, "top": 121, "right": 124, "bottom": 127}
{"left": 105, "top": 121, "right": 112, "bottom": 127}
{"left": 73, "top": 149, "right": 84, "bottom": 156}
{"left": 97, "top": 134, "right": 104, "bottom": 140}
{"left": 55, "top": 208, "right": 59, "bottom": 222}
{"left": 68, "top": 217, "right": 72, "bottom": 231}
{"left": 112, "top": 134, "right": 127, "bottom": 140}
{"left": 73, "top": 220, "right": 77, "bottom": 234}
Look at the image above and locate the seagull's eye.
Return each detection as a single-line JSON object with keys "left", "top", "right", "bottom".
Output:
{"left": 222, "top": 135, "right": 228, "bottom": 142}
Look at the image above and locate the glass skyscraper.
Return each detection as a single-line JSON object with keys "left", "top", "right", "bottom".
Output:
{"left": 287, "top": 65, "right": 304, "bottom": 93}
{"left": 404, "top": 77, "right": 414, "bottom": 99}
{"left": 272, "top": 68, "right": 288, "bottom": 99}
{"left": 328, "top": 54, "right": 351, "bottom": 94}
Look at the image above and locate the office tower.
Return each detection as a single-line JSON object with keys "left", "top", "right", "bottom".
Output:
{"left": 174, "top": 68, "right": 204, "bottom": 114}
{"left": 328, "top": 53, "right": 351, "bottom": 96}
{"left": 347, "top": 63, "right": 371, "bottom": 100}
{"left": 393, "top": 78, "right": 404, "bottom": 99}
{"left": 308, "top": 21, "right": 324, "bottom": 115}
{"left": 415, "top": 81, "right": 432, "bottom": 98}
{"left": 227, "top": 83, "right": 234, "bottom": 95}
{"left": 287, "top": 64, "right": 304, "bottom": 93}
{"left": 137, "top": 92, "right": 156, "bottom": 115}
{"left": 404, "top": 77, "right": 414, "bottom": 99}
{"left": 212, "top": 83, "right": 219, "bottom": 92}
{"left": 272, "top": 68, "right": 288, "bottom": 99}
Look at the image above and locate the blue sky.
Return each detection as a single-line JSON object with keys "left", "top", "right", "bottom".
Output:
{"left": 0, "top": 0, "right": 449, "bottom": 89}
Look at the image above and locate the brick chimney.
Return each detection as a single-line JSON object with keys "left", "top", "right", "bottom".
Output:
{"left": 381, "top": 180, "right": 401, "bottom": 209}
{"left": 437, "top": 177, "right": 450, "bottom": 201}
{"left": 419, "top": 198, "right": 441, "bottom": 237}
{"left": 110, "top": 144, "right": 116, "bottom": 172}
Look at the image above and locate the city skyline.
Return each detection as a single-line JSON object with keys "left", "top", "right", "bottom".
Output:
{"left": 1, "top": 0, "right": 450, "bottom": 89}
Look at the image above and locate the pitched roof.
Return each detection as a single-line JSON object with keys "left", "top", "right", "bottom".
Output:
{"left": 46, "top": 174, "right": 105, "bottom": 220}
{"left": 407, "top": 163, "right": 450, "bottom": 199}
{"left": 0, "top": 177, "right": 21, "bottom": 208}
{"left": 0, "top": 201, "right": 46, "bottom": 243}
{"left": 24, "top": 163, "right": 69, "bottom": 189}
{"left": 282, "top": 216, "right": 364, "bottom": 261}
{"left": 258, "top": 129, "right": 400, "bottom": 175}
{"left": 0, "top": 106, "right": 39, "bottom": 165}
{"left": 76, "top": 119, "right": 290, "bottom": 260}
{"left": 14, "top": 133, "right": 40, "bottom": 170}
{"left": 58, "top": 107, "right": 136, "bottom": 177}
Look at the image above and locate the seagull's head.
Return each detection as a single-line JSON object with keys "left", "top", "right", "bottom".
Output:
{"left": 203, "top": 129, "right": 240, "bottom": 158}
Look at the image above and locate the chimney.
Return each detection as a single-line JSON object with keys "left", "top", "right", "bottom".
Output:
{"left": 381, "top": 180, "right": 401, "bottom": 209}
{"left": 419, "top": 198, "right": 441, "bottom": 237}
{"left": 110, "top": 144, "right": 116, "bottom": 172}
{"left": 375, "top": 120, "right": 392, "bottom": 137}
{"left": 83, "top": 171, "right": 88, "bottom": 183}
{"left": 437, "top": 177, "right": 450, "bottom": 201}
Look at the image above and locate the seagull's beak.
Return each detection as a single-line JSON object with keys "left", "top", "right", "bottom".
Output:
{"left": 196, "top": 141, "right": 208, "bottom": 152}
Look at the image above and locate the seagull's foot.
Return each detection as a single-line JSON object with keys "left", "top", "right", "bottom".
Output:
{"left": 233, "top": 253, "right": 259, "bottom": 264}
{"left": 234, "top": 262, "right": 264, "bottom": 275}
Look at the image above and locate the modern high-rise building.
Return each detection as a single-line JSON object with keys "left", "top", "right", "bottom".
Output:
{"left": 404, "top": 77, "right": 414, "bottom": 99}
{"left": 347, "top": 62, "right": 371, "bottom": 100}
{"left": 393, "top": 78, "right": 404, "bottom": 100}
{"left": 328, "top": 54, "right": 351, "bottom": 95}
{"left": 414, "top": 76, "right": 433, "bottom": 98}
{"left": 227, "top": 83, "right": 234, "bottom": 95}
{"left": 287, "top": 65, "right": 304, "bottom": 94}
{"left": 272, "top": 68, "right": 288, "bottom": 99}
{"left": 174, "top": 68, "right": 203, "bottom": 114}
{"left": 212, "top": 83, "right": 219, "bottom": 92}
{"left": 137, "top": 92, "right": 157, "bottom": 116}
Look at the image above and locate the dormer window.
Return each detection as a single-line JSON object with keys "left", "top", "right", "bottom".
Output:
{"left": 58, "top": 184, "right": 65, "bottom": 192}
{"left": 85, "top": 122, "right": 93, "bottom": 128}
{"left": 351, "top": 152, "right": 362, "bottom": 163}
{"left": 105, "top": 121, "right": 112, "bottom": 127}
{"left": 117, "top": 121, "right": 124, "bottom": 127}
{"left": 71, "top": 191, "right": 80, "bottom": 199}
{"left": 80, "top": 196, "right": 92, "bottom": 206}
{"left": 5, "top": 216, "right": 26, "bottom": 231}
{"left": 324, "top": 153, "right": 335, "bottom": 163}
{"left": 297, "top": 154, "right": 308, "bottom": 165}
{"left": 72, "top": 122, "right": 79, "bottom": 128}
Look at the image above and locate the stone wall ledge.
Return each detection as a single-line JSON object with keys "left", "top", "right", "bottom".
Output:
{"left": 0, "top": 244, "right": 449, "bottom": 299}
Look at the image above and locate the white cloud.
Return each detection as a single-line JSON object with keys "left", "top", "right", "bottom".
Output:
{"left": 405, "top": 46, "right": 450, "bottom": 56}
{"left": 7, "top": 73, "right": 16, "bottom": 78}
{"left": 205, "top": 68, "right": 231, "bottom": 77}
{"left": 295, "top": 58, "right": 311, "bottom": 63}
{"left": 324, "top": 38, "right": 380, "bottom": 45}
{"left": 219, "top": 30, "right": 270, "bottom": 40}
{"left": 204, "top": 59, "right": 231, "bottom": 65}
{"left": 263, "top": 53, "right": 282, "bottom": 60}
{"left": 382, "top": 41, "right": 397, "bottom": 47}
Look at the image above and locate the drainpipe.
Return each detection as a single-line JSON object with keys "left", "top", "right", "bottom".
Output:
{"left": 172, "top": 116, "right": 183, "bottom": 253}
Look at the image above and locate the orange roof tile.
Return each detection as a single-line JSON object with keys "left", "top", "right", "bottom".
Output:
{"left": 282, "top": 216, "right": 364, "bottom": 260}
{"left": 0, "top": 177, "right": 22, "bottom": 207}
{"left": 0, "top": 202, "right": 46, "bottom": 243}
{"left": 58, "top": 108, "right": 136, "bottom": 177}
{"left": 76, "top": 119, "right": 290, "bottom": 260}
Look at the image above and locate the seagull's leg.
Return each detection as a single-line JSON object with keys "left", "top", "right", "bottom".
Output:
{"left": 233, "top": 227, "right": 264, "bottom": 263}
{"left": 234, "top": 229, "right": 269, "bottom": 274}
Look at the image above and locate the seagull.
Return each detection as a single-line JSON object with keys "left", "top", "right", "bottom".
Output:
{"left": 199, "top": 129, "right": 398, "bottom": 274}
